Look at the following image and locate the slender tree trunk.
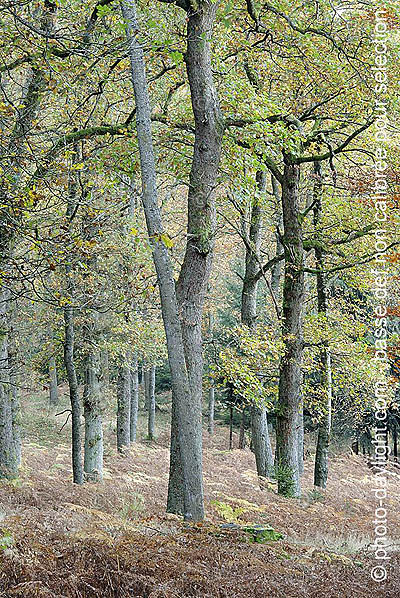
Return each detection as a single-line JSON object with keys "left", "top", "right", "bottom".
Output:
{"left": 81, "top": 200, "right": 104, "bottom": 482}
{"left": 270, "top": 175, "right": 283, "bottom": 298}
{"left": 0, "top": 291, "right": 17, "bottom": 479}
{"left": 352, "top": 438, "right": 359, "bottom": 455}
{"left": 130, "top": 355, "right": 139, "bottom": 442}
{"left": 49, "top": 355, "right": 58, "bottom": 406}
{"left": 139, "top": 364, "right": 144, "bottom": 390}
{"left": 251, "top": 405, "right": 274, "bottom": 477}
{"left": 144, "top": 367, "right": 150, "bottom": 411}
{"left": 241, "top": 171, "right": 274, "bottom": 477}
{"left": 238, "top": 410, "right": 246, "bottom": 449}
{"left": 208, "top": 386, "right": 215, "bottom": 435}
{"left": 314, "top": 348, "right": 332, "bottom": 486}
{"left": 229, "top": 406, "right": 234, "bottom": 450}
{"left": 0, "top": 25, "right": 49, "bottom": 479}
{"left": 122, "top": 0, "right": 221, "bottom": 520}
{"left": 312, "top": 162, "right": 333, "bottom": 489}
{"left": 64, "top": 304, "right": 83, "bottom": 484}
{"left": 63, "top": 141, "right": 83, "bottom": 485}
{"left": 147, "top": 365, "right": 156, "bottom": 441}
{"left": 83, "top": 351, "right": 103, "bottom": 482}
{"left": 117, "top": 355, "right": 131, "bottom": 452}
{"left": 275, "top": 162, "right": 304, "bottom": 497}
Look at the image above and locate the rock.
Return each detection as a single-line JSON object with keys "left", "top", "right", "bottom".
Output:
{"left": 243, "top": 524, "right": 283, "bottom": 543}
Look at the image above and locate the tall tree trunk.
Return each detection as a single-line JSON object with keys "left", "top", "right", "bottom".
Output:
{"left": 49, "top": 355, "right": 58, "bottom": 406}
{"left": 117, "top": 355, "right": 131, "bottom": 452}
{"left": 275, "top": 162, "right": 304, "bottom": 497}
{"left": 270, "top": 175, "right": 283, "bottom": 298}
{"left": 147, "top": 365, "right": 156, "bottom": 441}
{"left": 144, "top": 367, "right": 150, "bottom": 411}
{"left": 63, "top": 142, "right": 83, "bottom": 485}
{"left": 168, "top": 0, "right": 223, "bottom": 516}
{"left": 352, "top": 437, "right": 359, "bottom": 455}
{"left": 208, "top": 386, "right": 215, "bottom": 436}
{"left": 0, "top": 11, "right": 50, "bottom": 479}
{"left": 117, "top": 179, "right": 137, "bottom": 443}
{"left": 238, "top": 410, "right": 246, "bottom": 449}
{"left": 251, "top": 405, "right": 274, "bottom": 477}
{"left": 314, "top": 356, "right": 332, "bottom": 486}
{"left": 241, "top": 171, "right": 274, "bottom": 477}
{"left": 122, "top": 0, "right": 223, "bottom": 521}
{"left": 81, "top": 197, "right": 104, "bottom": 482}
{"left": 64, "top": 303, "right": 83, "bottom": 484}
{"left": 229, "top": 406, "right": 234, "bottom": 450}
{"left": 130, "top": 355, "right": 139, "bottom": 442}
{"left": 312, "top": 162, "right": 333, "bottom": 489}
{"left": 83, "top": 351, "right": 103, "bottom": 482}
{"left": 0, "top": 291, "right": 17, "bottom": 479}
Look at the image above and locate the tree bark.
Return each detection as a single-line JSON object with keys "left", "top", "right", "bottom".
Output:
{"left": 63, "top": 141, "right": 83, "bottom": 485}
{"left": 117, "top": 355, "right": 131, "bottom": 452}
{"left": 168, "top": 0, "right": 223, "bottom": 516}
{"left": 0, "top": 291, "right": 18, "bottom": 479}
{"left": 208, "top": 386, "right": 215, "bottom": 435}
{"left": 144, "top": 367, "right": 150, "bottom": 411}
{"left": 275, "top": 162, "right": 304, "bottom": 497}
{"left": 64, "top": 303, "right": 83, "bottom": 484}
{"left": 238, "top": 410, "right": 246, "bottom": 449}
{"left": 147, "top": 365, "right": 156, "bottom": 441}
{"left": 312, "top": 162, "right": 333, "bottom": 489}
{"left": 130, "top": 354, "right": 139, "bottom": 442}
{"left": 49, "top": 355, "right": 58, "bottom": 406}
{"left": 251, "top": 405, "right": 274, "bottom": 477}
{"left": 0, "top": 11, "right": 50, "bottom": 479}
{"left": 229, "top": 406, "right": 234, "bottom": 450}
{"left": 270, "top": 175, "right": 283, "bottom": 298}
{"left": 352, "top": 438, "right": 359, "bottom": 455}
{"left": 80, "top": 193, "right": 104, "bottom": 483}
{"left": 83, "top": 351, "right": 103, "bottom": 482}
{"left": 241, "top": 171, "right": 274, "bottom": 477}
{"left": 121, "top": 0, "right": 222, "bottom": 520}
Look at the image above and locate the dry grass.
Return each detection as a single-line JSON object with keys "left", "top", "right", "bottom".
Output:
{"left": 0, "top": 387, "right": 399, "bottom": 597}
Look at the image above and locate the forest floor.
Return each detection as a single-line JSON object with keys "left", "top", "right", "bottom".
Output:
{"left": 0, "top": 388, "right": 399, "bottom": 597}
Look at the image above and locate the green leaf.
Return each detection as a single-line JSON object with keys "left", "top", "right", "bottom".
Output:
{"left": 170, "top": 51, "right": 183, "bottom": 66}
{"left": 160, "top": 233, "right": 174, "bottom": 249}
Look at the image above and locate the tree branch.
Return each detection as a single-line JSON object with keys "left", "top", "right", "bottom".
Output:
{"left": 295, "top": 120, "right": 374, "bottom": 164}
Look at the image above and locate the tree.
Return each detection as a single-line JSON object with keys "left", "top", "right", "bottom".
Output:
{"left": 121, "top": 0, "right": 205, "bottom": 521}
{"left": 240, "top": 171, "right": 274, "bottom": 477}
{"left": 312, "top": 162, "right": 332, "bottom": 489}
